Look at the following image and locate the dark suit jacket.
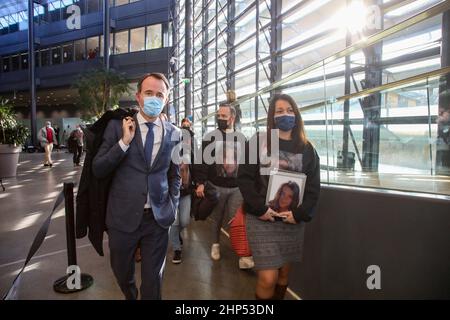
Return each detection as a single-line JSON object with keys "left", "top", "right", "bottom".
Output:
{"left": 76, "top": 108, "right": 137, "bottom": 256}
{"left": 92, "top": 114, "right": 181, "bottom": 233}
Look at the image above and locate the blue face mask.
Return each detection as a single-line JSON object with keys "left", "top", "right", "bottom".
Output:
{"left": 143, "top": 96, "right": 164, "bottom": 117}
{"left": 274, "top": 115, "right": 296, "bottom": 131}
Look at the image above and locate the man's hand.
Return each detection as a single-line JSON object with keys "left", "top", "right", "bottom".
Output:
{"left": 274, "top": 211, "right": 297, "bottom": 224}
{"left": 160, "top": 112, "right": 168, "bottom": 122}
{"left": 259, "top": 208, "right": 276, "bottom": 222}
{"left": 195, "top": 184, "right": 205, "bottom": 198}
{"left": 122, "top": 117, "right": 136, "bottom": 145}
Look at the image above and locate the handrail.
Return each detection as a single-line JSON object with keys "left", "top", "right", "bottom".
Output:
{"left": 241, "top": 66, "right": 450, "bottom": 126}
{"left": 195, "top": 0, "right": 450, "bottom": 123}
{"left": 335, "top": 66, "right": 450, "bottom": 103}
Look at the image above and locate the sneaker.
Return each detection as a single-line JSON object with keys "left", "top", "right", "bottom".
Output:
{"left": 239, "top": 256, "right": 255, "bottom": 269}
{"left": 172, "top": 250, "right": 182, "bottom": 264}
{"left": 211, "top": 243, "right": 220, "bottom": 261}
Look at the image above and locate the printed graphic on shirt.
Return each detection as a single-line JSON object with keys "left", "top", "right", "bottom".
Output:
{"left": 257, "top": 133, "right": 303, "bottom": 175}
{"left": 215, "top": 141, "right": 241, "bottom": 178}
{"left": 180, "top": 162, "right": 190, "bottom": 190}
{"left": 278, "top": 150, "right": 303, "bottom": 172}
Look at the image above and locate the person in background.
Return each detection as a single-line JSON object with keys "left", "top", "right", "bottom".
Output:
{"left": 237, "top": 93, "right": 321, "bottom": 300}
{"left": 63, "top": 125, "right": 71, "bottom": 151}
{"left": 70, "top": 125, "right": 84, "bottom": 167}
{"left": 87, "top": 49, "right": 95, "bottom": 59}
{"left": 226, "top": 90, "right": 242, "bottom": 130}
{"left": 170, "top": 118, "right": 196, "bottom": 264}
{"left": 195, "top": 102, "right": 254, "bottom": 270}
{"left": 38, "top": 121, "right": 57, "bottom": 167}
{"left": 53, "top": 124, "right": 60, "bottom": 152}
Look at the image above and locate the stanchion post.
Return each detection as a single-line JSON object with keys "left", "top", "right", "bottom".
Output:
{"left": 65, "top": 182, "right": 77, "bottom": 267}
{"left": 53, "top": 182, "right": 93, "bottom": 294}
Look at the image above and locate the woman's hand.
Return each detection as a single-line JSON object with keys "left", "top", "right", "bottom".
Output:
{"left": 258, "top": 208, "right": 276, "bottom": 222}
{"left": 195, "top": 184, "right": 205, "bottom": 198}
{"left": 275, "top": 211, "right": 297, "bottom": 224}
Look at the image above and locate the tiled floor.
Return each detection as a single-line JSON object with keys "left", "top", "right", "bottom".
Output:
{"left": 0, "top": 151, "right": 261, "bottom": 299}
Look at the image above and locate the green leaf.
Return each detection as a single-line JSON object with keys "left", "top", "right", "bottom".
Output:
{"left": 73, "top": 68, "right": 131, "bottom": 120}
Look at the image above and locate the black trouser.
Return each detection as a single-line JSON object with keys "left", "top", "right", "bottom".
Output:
{"left": 107, "top": 209, "right": 169, "bottom": 300}
{"left": 73, "top": 145, "right": 82, "bottom": 165}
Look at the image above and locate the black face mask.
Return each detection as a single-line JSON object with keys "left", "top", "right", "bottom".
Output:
{"left": 217, "top": 119, "right": 229, "bottom": 131}
{"left": 181, "top": 126, "right": 190, "bottom": 130}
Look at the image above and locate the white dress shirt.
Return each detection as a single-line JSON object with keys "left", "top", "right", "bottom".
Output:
{"left": 119, "top": 112, "right": 163, "bottom": 208}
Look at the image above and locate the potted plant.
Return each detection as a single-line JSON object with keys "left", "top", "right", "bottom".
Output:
{"left": 74, "top": 68, "right": 131, "bottom": 121}
{"left": 0, "top": 98, "right": 29, "bottom": 178}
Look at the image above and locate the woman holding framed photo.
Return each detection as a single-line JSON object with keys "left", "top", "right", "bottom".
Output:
{"left": 237, "top": 93, "right": 321, "bottom": 300}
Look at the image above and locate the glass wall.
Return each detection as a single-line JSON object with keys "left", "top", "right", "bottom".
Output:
{"left": 63, "top": 43, "right": 74, "bottom": 63}
{"left": 114, "top": 30, "right": 129, "bottom": 54}
{"left": 307, "top": 71, "right": 449, "bottom": 195}
{"left": 0, "top": 0, "right": 147, "bottom": 36}
{"left": 0, "top": 22, "right": 164, "bottom": 72}
{"left": 171, "top": 0, "right": 450, "bottom": 196}
{"left": 169, "top": 0, "right": 186, "bottom": 125}
{"left": 2, "top": 57, "right": 9, "bottom": 72}
{"left": 74, "top": 39, "right": 86, "bottom": 60}
{"left": 51, "top": 47, "right": 62, "bottom": 64}
{"left": 130, "top": 27, "right": 145, "bottom": 52}
{"left": 41, "top": 49, "right": 50, "bottom": 66}
{"left": 86, "top": 36, "right": 100, "bottom": 58}
{"left": 146, "top": 24, "right": 162, "bottom": 49}
{"left": 11, "top": 55, "right": 20, "bottom": 71}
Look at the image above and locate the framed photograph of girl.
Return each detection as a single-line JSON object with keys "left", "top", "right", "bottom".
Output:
{"left": 265, "top": 169, "right": 307, "bottom": 212}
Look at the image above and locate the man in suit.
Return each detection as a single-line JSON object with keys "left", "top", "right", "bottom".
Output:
{"left": 92, "top": 73, "right": 181, "bottom": 300}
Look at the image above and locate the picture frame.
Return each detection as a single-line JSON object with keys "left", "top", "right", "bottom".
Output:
{"left": 265, "top": 169, "right": 307, "bottom": 212}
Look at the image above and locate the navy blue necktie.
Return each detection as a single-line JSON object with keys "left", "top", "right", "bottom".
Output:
{"left": 144, "top": 122, "right": 154, "bottom": 166}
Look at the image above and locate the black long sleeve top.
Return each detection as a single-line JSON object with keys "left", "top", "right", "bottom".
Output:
{"left": 237, "top": 134, "right": 321, "bottom": 223}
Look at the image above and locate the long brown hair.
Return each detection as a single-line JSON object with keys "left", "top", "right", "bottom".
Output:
{"left": 268, "top": 181, "right": 300, "bottom": 212}
{"left": 267, "top": 94, "right": 308, "bottom": 154}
